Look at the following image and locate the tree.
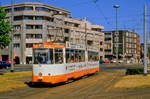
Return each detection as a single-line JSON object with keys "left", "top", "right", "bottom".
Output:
{"left": 0, "top": 7, "right": 12, "bottom": 49}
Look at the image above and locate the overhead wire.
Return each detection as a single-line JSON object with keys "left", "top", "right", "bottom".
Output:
{"left": 91, "top": 0, "right": 110, "bottom": 25}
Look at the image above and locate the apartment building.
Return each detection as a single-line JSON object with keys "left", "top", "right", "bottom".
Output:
{"left": 2, "top": 2, "right": 104, "bottom": 64}
{"left": 104, "top": 31, "right": 113, "bottom": 60}
{"left": 104, "top": 30, "right": 140, "bottom": 62}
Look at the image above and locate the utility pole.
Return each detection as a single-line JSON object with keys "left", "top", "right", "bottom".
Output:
{"left": 144, "top": 5, "right": 148, "bottom": 75}
{"left": 84, "top": 18, "right": 88, "bottom": 62}
{"left": 10, "top": 0, "right": 15, "bottom": 72}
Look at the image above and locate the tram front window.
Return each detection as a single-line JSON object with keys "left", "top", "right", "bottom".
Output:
{"left": 34, "top": 48, "right": 49, "bottom": 64}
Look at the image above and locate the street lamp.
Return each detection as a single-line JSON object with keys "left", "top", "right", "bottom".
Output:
{"left": 113, "top": 5, "right": 120, "bottom": 61}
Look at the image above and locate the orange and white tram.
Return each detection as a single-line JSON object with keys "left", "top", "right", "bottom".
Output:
{"left": 32, "top": 42, "right": 100, "bottom": 84}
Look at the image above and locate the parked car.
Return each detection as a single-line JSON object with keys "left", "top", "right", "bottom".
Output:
{"left": 118, "top": 60, "right": 124, "bottom": 63}
{"left": 111, "top": 59, "right": 118, "bottom": 63}
{"left": 6, "top": 60, "right": 16, "bottom": 64}
{"left": 104, "top": 59, "right": 110, "bottom": 63}
{"left": 0, "top": 61, "right": 11, "bottom": 69}
{"left": 99, "top": 59, "right": 104, "bottom": 64}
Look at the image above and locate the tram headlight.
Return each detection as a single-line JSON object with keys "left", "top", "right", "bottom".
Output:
{"left": 48, "top": 73, "right": 51, "bottom": 76}
{"left": 39, "top": 72, "right": 42, "bottom": 76}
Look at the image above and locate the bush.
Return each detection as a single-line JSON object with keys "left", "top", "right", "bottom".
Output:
{"left": 126, "top": 68, "right": 144, "bottom": 75}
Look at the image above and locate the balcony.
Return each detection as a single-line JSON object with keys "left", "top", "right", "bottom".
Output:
{"left": 26, "top": 39, "right": 42, "bottom": 43}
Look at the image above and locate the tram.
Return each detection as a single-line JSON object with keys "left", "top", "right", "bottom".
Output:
{"left": 32, "top": 42, "right": 100, "bottom": 84}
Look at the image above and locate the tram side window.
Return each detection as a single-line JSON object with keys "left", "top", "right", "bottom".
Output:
{"left": 48, "top": 49, "right": 53, "bottom": 64}
{"left": 66, "top": 49, "right": 85, "bottom": 63}
{"left": 66, "top": 49, "right": 75, "bottom": 63}
{"left": 75, "top": 50, "right": 79, "bottom": 62}
{"left": 55, "top": 48, "right": 63, "bottom": 64}
{"left": 95, "top": 52, "right": 99, "bottom": 61}
{"left": 80, "top": 50, "right": 85, "bottom": 62}
{"left": 88, "top": 51, "right": 99, "bottom": 62}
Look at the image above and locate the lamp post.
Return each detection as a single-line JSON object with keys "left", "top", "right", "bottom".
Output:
{"left": 113, "top": 5, "right": 120, "bottom": 61}
{"left": 144, "top": 5, "right": 148, "bottom": 75}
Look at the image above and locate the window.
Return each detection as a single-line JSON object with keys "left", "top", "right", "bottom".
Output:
{"left": 26, "top": 25, "right": 34, "bottom": 29}
{"left": 64, "top": 29, "right": 70, "bottom": 33}
{"left": 5, "top": 9, "right": 11, "bottom": 13}
{"left": 14, "top": 34, "right": 21, "bottom": 39}
{"left": 14, "top": 25, "right": 21, "bottom": 30}
{"left": 35, "top": 25, "right": 43, "bottom": 29}
{"left": 14, "top": 16, "right": 23, "bottom": 21}
{"left": 52, "top": 10, "right": 59, "bottom": 14}
{"left": 26, "top": 34, "right": 42, "bottom": 39}
{"left": 33, "top": 48, "right": 49, "bottom": 64}
{"left": 55, "top": 48, "right": 63, "bottom": 64}
{"left": 100, "top": 48, "right": 103, "bottom": 51}
{"left": 45, "top": 17, "right": 54, "bottom": 22}
{"left": 24, "top": 16, "right": 33, "bottom": 20}
{"left": 36, "top": 7, "right": 50, "bottom": 12}
{"left": 88, "top": 51, "right": 99, "bottom": 61}
{"left": 14, "top": 7, "right": 33, "bottom": 11}
{"left": 105, "top": 38, "right": 111, "bottom": 41}
{"left": 26, "top": 43, "right": 33, "bottom": 48}
{"left": 35, "top": 34, "right": 42, "bottom": 39}
{"left": 66, "top": 49, "right": 85, "bottom": 63}
{"left": 14, "top": 43, "right": 20, "bottom": 48}
{"left": 100, "top": 41, "right": 103, "bottom": 45}
{"left": 35, "top": 16, "right": 44, "bottom": 20}
{"left": 74, "top": 24, "right": 79, "bottom": 27}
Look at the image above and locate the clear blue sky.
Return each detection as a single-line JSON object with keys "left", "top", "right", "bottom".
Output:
{"left": 1, "top": 0, "right": 150, "bottom": 42}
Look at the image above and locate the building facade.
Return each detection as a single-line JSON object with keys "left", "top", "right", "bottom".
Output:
{"left": 2, "top": 2, "right": 104, "bottom": 64}
{"left": 104, "top": 30, "right": 141, "bottom": 62}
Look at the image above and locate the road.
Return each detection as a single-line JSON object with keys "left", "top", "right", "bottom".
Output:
{"left": 0, "top": 63, "right": 144, "bottom": 73}
{"left": 1, "top": 66, "right": 150, "bottom": 99}
{"left": 0, "top": 64, "right": 32, "bottom": 73}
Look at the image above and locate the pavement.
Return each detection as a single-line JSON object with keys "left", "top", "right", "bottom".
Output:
{"left": 0, "top": 64, "right": 32, "bottom": 73}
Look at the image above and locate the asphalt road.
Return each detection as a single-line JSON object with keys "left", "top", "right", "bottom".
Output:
{"left": 0, "top": 64, "right": 150, "bottom": 99}
{"left": 0, "top": 64, "right": 32, "bottom": 73}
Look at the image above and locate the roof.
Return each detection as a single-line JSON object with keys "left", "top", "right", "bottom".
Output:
{"left": 2, "top": 2, "right": 71, "bottom": 15}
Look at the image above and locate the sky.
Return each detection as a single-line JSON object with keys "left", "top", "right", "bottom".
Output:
{"left": 0, "top": 0, "right": 150, "bottom": 42}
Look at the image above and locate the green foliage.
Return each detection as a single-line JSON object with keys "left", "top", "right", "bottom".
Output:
{"left": 0, "top": 7, "right": 6, "bottom": 20}
{"left": 0, "top": 34, "right": 11, "bottom": 49}
{"left": 126, "top": 68, "right": 144, "bottom": 75}
{"left": 0, "top": 20, "right": 12, "bottom": 34}
{"left": 0, "top": 7, "right": 12, "bottom": 49}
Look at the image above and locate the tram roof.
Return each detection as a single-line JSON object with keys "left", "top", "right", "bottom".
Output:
{"left": 33, "top": 42, "right": 65, "bottom": 48}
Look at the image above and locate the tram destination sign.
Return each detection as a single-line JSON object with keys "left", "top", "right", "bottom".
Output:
{"left": 66, "top": 42, "right": 85, "bottom": 50}
{"left": 66, "top": 42, "right": 99, "bottom": 51}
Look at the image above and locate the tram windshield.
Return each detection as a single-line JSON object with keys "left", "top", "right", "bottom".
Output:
{"left": 33, "top": 48, "right": 63, "bottom": 64}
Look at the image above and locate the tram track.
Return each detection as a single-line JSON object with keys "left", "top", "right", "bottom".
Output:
{"left": 84, "top": 70, "right": 124, "bottom": 99}
{"left": 64, "top": 70, "right": 124, "bottom": 99}
{"left": 19, "top": 69, "right": 124, "bottom": 99}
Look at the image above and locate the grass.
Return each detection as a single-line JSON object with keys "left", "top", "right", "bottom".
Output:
{"left": 114, "top": 74, "right": 150, "bottom": 89}
{"left": 0, "top": 71, "right": 32, "bottom": 92}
